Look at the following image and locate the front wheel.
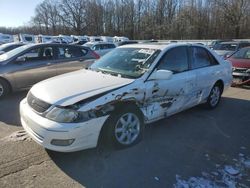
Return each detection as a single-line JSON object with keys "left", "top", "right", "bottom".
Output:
{"left": 205, "top": 84, "right": 222, "bottom": 109}
{"left": 0, "top": 79, "right": 10, "bottom": 99}
{"left": 103, "top": 106, "right": 144, "bottom": 149}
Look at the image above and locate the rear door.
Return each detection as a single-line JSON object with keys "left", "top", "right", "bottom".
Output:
{"left": 189, "top": 46, "right": 221, "bottom": 102}
{"left": 55, "top": 45, "right": 89, "bottom": 75}
{"left": 12, "top": 46, "right": 58, "bottom": 89}
{"left": 144, "top": 46, "right": 197, "bottom": 122}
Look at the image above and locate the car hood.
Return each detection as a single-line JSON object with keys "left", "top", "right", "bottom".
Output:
{"left": 228, "top": 58, "right": 250, "bottom": 68}
{"left": 30, "top": 70, "right": 134, "bottom": 106}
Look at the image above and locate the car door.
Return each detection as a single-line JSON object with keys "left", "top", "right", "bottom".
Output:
{"left": 55, "top": 45, "right": 88, "bottom": 75}
{"left": 189, "top": 46, "right": 221, "bottom": 102}
{"left": 12, "top": 46, "right": 58, "bottom": 89}
{"left": 144, "top": 46, "right": 197, "bottom": 122}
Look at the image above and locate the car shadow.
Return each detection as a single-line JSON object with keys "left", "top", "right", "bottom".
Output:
{"left": 0, "top": 91, "right": 27, "bottom": 126}
{"left": 47, "top": 96, "right": 250, "bottom": 188}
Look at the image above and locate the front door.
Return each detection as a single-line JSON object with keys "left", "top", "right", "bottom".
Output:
{"left": 144, "top": 46, "right": 197, "bottom": 122}
{"left": 12, "top": 46, "right": 58, "bottom": 89}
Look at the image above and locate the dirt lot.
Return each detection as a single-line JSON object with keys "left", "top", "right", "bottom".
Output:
{"left": 0, "top": 87, "right": 250, "bottom": 188}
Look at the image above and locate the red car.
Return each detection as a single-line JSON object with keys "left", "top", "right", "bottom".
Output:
{"left": 227, "top": 47, "right": 250, "bottom": 86}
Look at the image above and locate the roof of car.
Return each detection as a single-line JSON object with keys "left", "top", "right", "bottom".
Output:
{"left": 220, "top": 41, "right": 250, "bottom": 45}
{"left": 85, "top": 41, "right": 115, "bottom": 45}
{"left": 118, "top": 43, "right": 169, "bottom": 50}
{"left": 118, "top": 42, "right": 204, "bottom": 50}
{"left": 0, "top": 42, "right": 25, "bottom": 47}
{"left": 22, "top": 43, "right": 87, "bottom": 48}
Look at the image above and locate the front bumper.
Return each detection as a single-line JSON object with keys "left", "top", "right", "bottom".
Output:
{"left": 232, "top": 70, "right": 250, "bottom": 86}
{"left": 20, "top": 99, "right": 108, "bottom": 152}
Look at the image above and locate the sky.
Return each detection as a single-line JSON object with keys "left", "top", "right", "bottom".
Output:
{"left": 0, "top": 0, "right": 44, "bottom": 27}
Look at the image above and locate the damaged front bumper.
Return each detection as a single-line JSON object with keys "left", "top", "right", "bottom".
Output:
{"left": 20, "top": 99, "right": 108, "bottom": 152}
{"left": 232, "top": 68, "right": 250, "bottom": 86}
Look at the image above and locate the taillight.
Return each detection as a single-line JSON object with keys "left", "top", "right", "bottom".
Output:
{"left": 91, "top": 51, "right": 100, "bottom": 59}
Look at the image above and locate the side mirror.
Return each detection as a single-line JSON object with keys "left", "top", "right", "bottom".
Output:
{"left": 148, "top": 70, "right": 173, "bottom": 80}
{"left": 15, "top": 56, "right": 26, "bottom": 64}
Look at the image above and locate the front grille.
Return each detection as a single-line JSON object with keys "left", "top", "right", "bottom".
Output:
{"left": 233, "top": 67, "right": 248, "bottom": 73}
{"left": 27, "top": 92, "right": 51, "bottom": 113}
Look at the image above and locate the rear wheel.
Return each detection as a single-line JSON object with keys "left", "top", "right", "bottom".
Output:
{"left": 102, "top": 105, "right": 144, "bottom": 149}
{"left": 0, "top": 79, "right": 10, "bottom": 99}
{"left": 206, "top": 84, "right": 222, "bottom": 109}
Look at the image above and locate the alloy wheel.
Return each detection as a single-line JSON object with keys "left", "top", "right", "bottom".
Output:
{"left": 210, "top": 86, "right": 220, "bottom": 107}
{"left": 114, "top": 113, "right": 140, "bottom": 145}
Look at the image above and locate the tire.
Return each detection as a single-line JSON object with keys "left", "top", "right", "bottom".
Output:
{"left": 102, "top": 105, "right": 144, "bottom": 149}
{"left": 0, "top": 79, "right": 10, "bottom": 99}
{"left": 205, "top": 84, "right": 222, "bottom": 109}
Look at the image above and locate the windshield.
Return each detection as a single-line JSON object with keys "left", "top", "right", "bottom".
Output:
{"left": 0, "top": 44, "right": 31, "bottom": 61}
{"left": 213, "top": 43, "right": 237, "bottom": 51}
{"left": 232, "top": 48, "right": 250, "bottom": 59}
{"left": 90, "top": 47, "right": 160, "bottom": 78}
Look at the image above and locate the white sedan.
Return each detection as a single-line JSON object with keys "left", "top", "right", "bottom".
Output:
{"left": 20, "top": 43, "right": 232, "bottom": 152}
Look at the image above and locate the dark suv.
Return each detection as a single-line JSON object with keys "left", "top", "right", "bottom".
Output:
{"left": 0, "top": 43, "right": 99, "bottom": 98}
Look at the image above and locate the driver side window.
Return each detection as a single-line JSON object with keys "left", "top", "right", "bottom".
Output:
{"left": 157, "top": 46, "right": 189, "bottom": 73}
{"left": 18, "top": 47, "right": 53, "bottom": 62}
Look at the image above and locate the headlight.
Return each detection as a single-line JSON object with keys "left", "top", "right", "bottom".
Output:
{"left": 45, "top": 107, "right": 79, "bottom": 123}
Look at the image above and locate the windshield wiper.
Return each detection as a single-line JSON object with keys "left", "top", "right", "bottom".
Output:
{"left": 97, "top": 68, "right": 135, "bottom": 79}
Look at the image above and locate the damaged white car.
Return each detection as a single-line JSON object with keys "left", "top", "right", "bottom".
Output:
{"left": 20, "top": 43, "right": 232, "bottom": 152}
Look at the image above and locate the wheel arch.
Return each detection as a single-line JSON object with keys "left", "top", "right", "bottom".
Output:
{"left": 97, "top": 99, "right": 144, "bottom": 147}
{"left": 0, "top": 77, "right": 12, "bottom": 92}
{"left": 215, "top": 79, "right": 224, "bottom": 93}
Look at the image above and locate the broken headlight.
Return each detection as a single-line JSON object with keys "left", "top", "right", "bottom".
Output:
{"left": 45, "top": 106, "right": 98, "bottom": 123}
{"left": 45, "top": 107, "right": 79, "bottom": 123}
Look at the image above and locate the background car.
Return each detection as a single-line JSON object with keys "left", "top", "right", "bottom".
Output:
{"left": 115, "top": 40, "right": 138, "bottom": 46}
{"left": 226, "top": 47, "right": 250, "bottom": 86}
{"left": 0, "top": 43, "right": 100, "bottom": 98}
{"left": 0, "top": 42, "right": 26, "bottom": 55}
{"left": 213, "top": 41, "right": 250, "bottom": 57}
{"left": 209, "top": 39, "right": 233, "bottom": 49}
{"left": 83, "top": 42, "right": 116, "bottom": 56}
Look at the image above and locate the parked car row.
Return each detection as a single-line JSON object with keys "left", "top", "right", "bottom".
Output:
{"left": 0, "top": 33, "right": 130, "bottom": 45}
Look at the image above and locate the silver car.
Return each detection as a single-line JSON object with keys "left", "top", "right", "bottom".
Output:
{"left": 0, "top": 43, "right": 99, "bottom": 98}
{"left": 83, "top": 42, "right": 116, "bottom": 56}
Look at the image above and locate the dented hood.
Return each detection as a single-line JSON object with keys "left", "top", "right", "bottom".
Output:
{"left": 30, "top": 69, "right": 134, "bottom": 106}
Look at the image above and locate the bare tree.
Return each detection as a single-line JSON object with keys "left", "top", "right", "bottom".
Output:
{"left": 2, "top": 0, "right": 249, "bottom": 40}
